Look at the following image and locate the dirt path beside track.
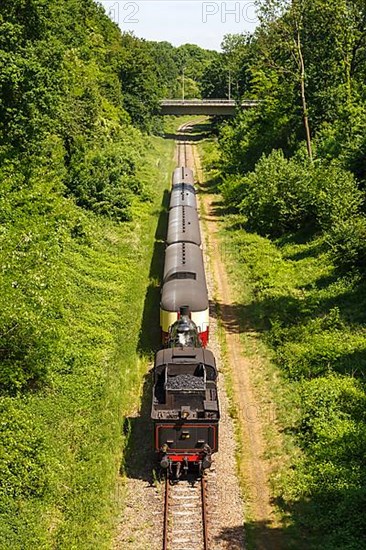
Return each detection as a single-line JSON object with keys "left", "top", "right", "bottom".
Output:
{"left": 189, "top": 129, "right": 283, "bottom": 550}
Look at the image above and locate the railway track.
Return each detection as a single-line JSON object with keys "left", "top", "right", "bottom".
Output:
{"left": 177, "top": 121, "right": 193, "bottom": 166}
{"left": 163, "top": 474, "right": 209, "bottom": 550}
{"left": 177, "top": 139, "right": 188, "bottom": 166}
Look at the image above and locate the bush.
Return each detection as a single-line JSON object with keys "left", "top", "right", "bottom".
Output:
{"left": 221, "top": 149, "right": 362, "bottom": 237}
{"left": 239, "top": 150, "right": 310, "bottom": 235}
{"left": 310, "top": 162, "right": 362, "bottom": 230}
{"left": 287, "top": 376, "right": 366, "bottom": 547}
{"left": 65, "top": 128, "right": 147, "bottom": 222}
{"left": 299, "top": 375, "right": 366, "bottom": 440}
{"left": 327, "top": 215, "right": 366, "bottom": 272}
{"left": 0, "top": 399, "right": 49, "bottom": 500}
{"left": 220, "top": 174, "right": 249, "bottom": 211}
{"left": 0, "top": 159, "right": 68, "bottom": 394}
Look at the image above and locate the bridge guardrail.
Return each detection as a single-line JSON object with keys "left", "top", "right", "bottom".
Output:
{"left": 160, "top": 99, "right": 259, "bottom": 106}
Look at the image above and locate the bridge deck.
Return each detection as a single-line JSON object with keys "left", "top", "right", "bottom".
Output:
{"left": 160, "top": 99, "right": 258, "bottom": 115}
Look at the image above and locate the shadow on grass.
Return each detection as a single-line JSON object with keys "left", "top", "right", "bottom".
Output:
{"left": 198, "top": 175, "right": 222, "bottom": 195}
{"left": 164, "top": 130, "right": 210, "bottom": 142}
{"left": 273, "top": 485, "right": 366, "bottom": 550}
{"left": 122, "top": 370, "right": 156, "bottom": 484}
{"left": 122, "top": 189, "right": 170, "bottom": 483}
{"left": 197, "top": 163, "right": 223, "bottom": 195}
{"left": 213, "top": 477, "right": 366, "bottom": 549}
{"left": 137, "top": 189, "right": 169, "bottom": 356}
{"left": 163, "top": 120, "right": 213, "bottom": 143}
{"left": 281, "top": 239, "right": 328, "bottom": 261}
{"left": 213, "top": 257, "right": 366, "bottom": 378}
{"left": 214, "top": 520, "right": 298, "bottom": 550}
{"left": 275, "top": 225, "right": 320, "bottom": 248}
{"left": 186, "top": 121, "right": 212, "bottom": 134}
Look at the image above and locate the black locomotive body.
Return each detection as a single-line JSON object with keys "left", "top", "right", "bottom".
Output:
{"left": 151, "top": 346, "right": 219, "bottom": 477}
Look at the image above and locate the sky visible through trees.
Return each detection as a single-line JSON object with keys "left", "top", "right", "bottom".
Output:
{"left": 98, "top": 0, "right": 259, "bottom": 50}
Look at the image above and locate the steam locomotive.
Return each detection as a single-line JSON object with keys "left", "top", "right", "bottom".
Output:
{"left": 151, "top": 167, "right": 220, "bottom": 478}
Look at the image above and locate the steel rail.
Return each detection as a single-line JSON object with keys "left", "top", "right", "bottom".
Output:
{"left": 163, "top": 475, "right": 170, "bottom": 550}
{"left": 162, "top": 475, "right": 209, "bottom": 550}
{"left": 201, "top": 475, "right": 209, "bottom": 550}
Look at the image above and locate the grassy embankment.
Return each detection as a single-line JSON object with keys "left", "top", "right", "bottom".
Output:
{"left": 162, "top": 115, "right": 204, "bottom": 135}
{"left": 199, "top": 136, "right": 366, "bottom": 550}
{"left": 0, "top": 133, "right": 175, "bottom": 550}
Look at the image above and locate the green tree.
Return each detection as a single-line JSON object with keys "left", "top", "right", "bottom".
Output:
{"left": 201, "top": 56, "right": 228, "bottom": 98}
{"left": 221, "top": 33, "right": 252, "bottom": 99}
{"left": 256, "top": 0, "right": 313, "bottom": 158}
{"left": 119, "top": 33, "right": 161, "bottom": 131}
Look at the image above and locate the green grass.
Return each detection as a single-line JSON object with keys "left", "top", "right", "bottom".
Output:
{"left": 162, "top": 115, "right": 200, "bottom": 134}
{"left": 162, "top": 115, "right": 212, "bottom": 137}
{"left": 0, "top": 135, "right": 175, "bottom": 549}
{"left": 199, "top": 137, "right": 366, "bottom": 550}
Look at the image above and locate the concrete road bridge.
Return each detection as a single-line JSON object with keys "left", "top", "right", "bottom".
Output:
{"left": 160, "top": 99, "right": 258, "bottom": 116}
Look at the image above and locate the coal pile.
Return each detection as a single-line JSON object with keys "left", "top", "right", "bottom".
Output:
{"left": 166, "top": 374, "right": 205, "bottom": 391}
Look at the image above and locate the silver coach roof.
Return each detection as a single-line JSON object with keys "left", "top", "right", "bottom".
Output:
{"left": 170, "top": 183, "right": 197, "bottom": 209}
{"left": 172, "top": 166, "right": 194, "bottom": 186}
{"left": 163, "top": 242, "right": 206, "bottom": 285}
{"left": 161, "top": 279, "right": 208, "bottom": 312}
{"left": 167, "top": 206, "right": 201, "bottom": 246}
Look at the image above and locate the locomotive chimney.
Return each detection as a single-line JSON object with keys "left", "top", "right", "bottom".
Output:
{"left": 180, "top": 305, "right": 190, "bottom": 317}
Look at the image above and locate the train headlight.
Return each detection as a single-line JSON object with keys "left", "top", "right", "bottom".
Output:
{"left": 181, "top": 431, "right": 190, "bottom": 440}
{"left": 180, "top": 406, "right": 190, "bottom": 419}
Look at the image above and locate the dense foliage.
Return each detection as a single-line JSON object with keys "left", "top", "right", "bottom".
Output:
{"left": 214, "top": 219, "right": 366, "bottom": 549}
{"left": 218, "top": 0, "right": 366, "bottom": 265}
{"left": 207, "top": 1, "right": 366, "bottom": 547}
{"left": 221, "top": 150, "right": 362, "bottom": 236}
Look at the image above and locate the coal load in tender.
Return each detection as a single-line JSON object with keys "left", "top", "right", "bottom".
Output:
{"left": 166, "top": 374, "right": 205, "bottom": 391}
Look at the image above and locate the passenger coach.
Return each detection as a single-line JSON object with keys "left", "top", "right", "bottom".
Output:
{"left": 160, "top": 167, "right": 209, "bottom": 347}
{"left": 166, "top": 205, "right": 201, "bottom": 246}
{"left": 172, "top": 166, "right": 194, "bottom": 186}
